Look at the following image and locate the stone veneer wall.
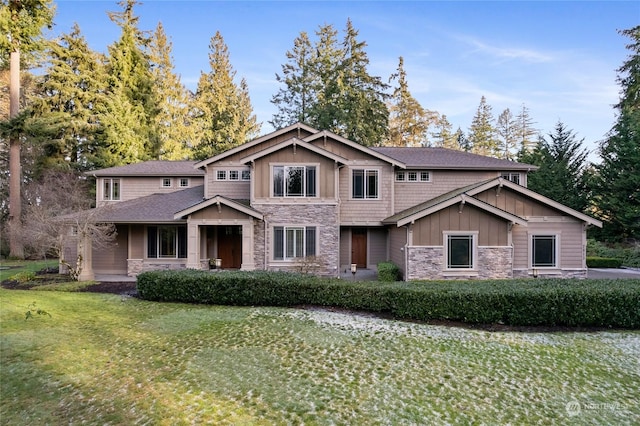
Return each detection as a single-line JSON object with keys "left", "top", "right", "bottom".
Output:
{"left": 406, "top": 246, "right": 513, "bottom": 280}
{"left": 513, "top": 269, "right": 587, "bottom": 279}
{"left": 127, "top": 259, "right": 186, "bottom": 276}
{"left": 256, "top": 203, "right": 340, "bottom": 277}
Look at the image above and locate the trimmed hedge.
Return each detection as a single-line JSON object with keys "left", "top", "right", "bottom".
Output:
{"left": 377, "top": 261, "right": 401, "bottom": 282}
{"left": 137, "top": 270, "right": 640, "bottom": 328}
{"left": 587, "top": 257, "right": 623, "bottom": 268}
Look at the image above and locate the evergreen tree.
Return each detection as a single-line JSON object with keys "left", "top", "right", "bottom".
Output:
{"left": 496, "top": 108, "right": 518, "bottom": 160}
{"left": 468, "top": 96, "right": 498, "bottom": 157}
{"left": 594, "top": 26, "right": 640, "bottom": 241}
{"left": 192, "top": 31, "right": 260, "bottom": 160}
{"left": 96, "top": 0, "right": 159, "bottom": 167}
{"left": 431, "top": 115, "right": 459, "bottom": 149}
{"left": 515, "top": 103, "right": 538, "bottom": 154}
{"left": 387, "top": 56, "right": 435, "bottom": 147}
{"left": 149, "top": 22, "right": 194, "bottom": 160}
{"left": 338, "top": 19, "right": 389, "bottom": 146}
{"left": 30, "top": 24, "right": 107, "bottom": 172}
{"left": 456, "top": 127, "right": 471, "bottom": 152}
{"left": 0, "top": 0, "right": 54, "bottom": 258}
{"left": 519, "top": 121, "right": 590, "bottom": 212}
{"left": 270, "top": 31, "right": 316, "bottom": 129}
{"left": 309, "top": 23, "right": 343, "bottom": 132}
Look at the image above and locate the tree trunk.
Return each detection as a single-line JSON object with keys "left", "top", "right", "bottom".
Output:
{"left": 9, "top": 49, "right": 24, "bottom": 258}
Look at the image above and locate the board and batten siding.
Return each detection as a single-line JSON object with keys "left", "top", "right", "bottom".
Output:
{"left": 474, "top": 188, "right": 560, "bottom": 217}
{"left": 394, "top": 170, "right": 498, "bottom": 213}
{"left": 251, "top": 146, "right": 337, "bottom": 200}
{"left": 411, "top": 204, "right": 509, "bottom": 246}
{"left": 189, "top": 204, "right": 251, "bottom": 221}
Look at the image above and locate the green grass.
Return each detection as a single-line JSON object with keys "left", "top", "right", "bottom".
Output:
{"left": 1, "top": 288, "right": 638, "bottom": 424}
{"left": 0, "top": 259, "right": 59, "bottom": 282}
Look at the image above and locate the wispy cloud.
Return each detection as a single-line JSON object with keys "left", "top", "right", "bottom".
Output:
{"left": 456, "top": 34, "right": 553, "bottom": 63}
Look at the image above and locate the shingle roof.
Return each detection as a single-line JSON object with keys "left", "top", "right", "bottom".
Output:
{"left": 96, "top": 185, "right": 205, "bottom": 222}
{"left": 89, "top": 161, "right": 204, "bottom": 177}
{"left": 371, "top": 147, "right": 536, "bottom": 170}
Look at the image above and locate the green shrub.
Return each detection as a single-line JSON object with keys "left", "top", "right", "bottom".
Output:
{"left": 377, "top": 261, "right": 401, "bottom": 282}
{"left": 587, "top": 239, "right": 640, "bottom": 268}
{"left": 137, "top": 270, "right": 640, "bottom": 328}
{"left": 587, "top": 257, "right": 623, "bottom": 268}
{"left": 9, "top": 271, "right": 36, "bottom": 283}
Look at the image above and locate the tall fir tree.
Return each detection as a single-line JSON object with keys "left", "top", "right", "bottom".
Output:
{"left": 30, "top": 24, "right": 107, "bottom": 172}
{"left": 149, "top": 22, "right": 194, "bottom": 160}
{"left": 387, "top": 56, "right": 435, "bottom": 147}
{"left": 468, "top": 96, "right": 498, "bottom": 157}
{"left": 270, "top": 31, "right": 316, "bottom": 129}
{"left": 456, "top": 127, "right": 471, "bottom": 152}
{"left": 309, "top": 23, "right": 343, "bottom": 132}
{"left": 192, "top": 31, "right": 260, "bottom": 160}
{"left": 515, "top": 103, "right": 538, "bottom": 154}
{"left": 431, "top": 115, "right": 459, "bottom": 149}
{"left": 96, "top": 0, "right": 159, "bottom": 167}
{"left": 519, "top": 121, "right": 590, "bottom": 212}
{"left": 496, "top": 108, "right": 518, "bottom": 160}
{"left": 594, "top": 26, "right": 640, "bottom": 241}
{"left": 0, "top": 0, "right": 54, "bottom": 258}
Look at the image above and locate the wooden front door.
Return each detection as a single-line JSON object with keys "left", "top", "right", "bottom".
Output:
{"left": 352, "top": 228, "right": 367, "bottom": 268}
{"left": 217, "top": 226, "right": 242, "bottom": 269}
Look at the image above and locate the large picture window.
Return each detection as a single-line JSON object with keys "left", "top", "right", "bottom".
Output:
{"left": 273, "top": 166, "right": 316, "bottom": 197}
{"left": 273, "top": 226, "right": 316, "bottom": 260}
{"left": 103, "top": 178, "right": 120, "bottom": 200}
{"left": 445, "top": 233, "right": 476, "bottom": 269}
{"left": 147, "top": 225, "right": 187, "bottom": 259}
{"left": 532, "top": 235, "right": 557, "bottom": 268}
{"left": 352, "top": 169, "right": 378, "bottom": 199}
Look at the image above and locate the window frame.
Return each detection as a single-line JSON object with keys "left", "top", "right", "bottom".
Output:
{"left": 420, "top": 171, "right": 431, "bottom": 182}
{"left": 530, "top": 234, "right": 559, "bottom": 269}
{"left": 395, "top": 171, "right": 406, "bottom": 181}
{"left": 241, "top": 170, "right": 251, "bottom": 181}
{"left": 352, "top": 168, "right": 379, "bottom": 200}
{"left": 147, "top": 225, "right": 187, "bottom": 259}
{"left": 229, "top": 170, "right": 239, "bottom": 181}
{"left": 272, "top": 164, "right": 317, "bottom": 198}
{"left": 216, "top": 170, "right": 227, "bottom": 181}
{"left": 273, "top": 225, "right": 317, "bottom": 261}
{"left": 162, "top": 178, "right": 172, "bottom": 188}
{"left": 103, "top": 178, "right": 121, "bottom": 201}
{"left": 444, "top": 231, "right": 478, "bottom": 270}
{"left": 179, "top": 178, "right": 189, "bottom": 188}
{"left": 501, "top": 172, "right": 521, "bottom": 185}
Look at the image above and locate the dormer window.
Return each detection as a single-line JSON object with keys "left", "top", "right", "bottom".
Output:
{"left": 103, "top": 178, "right": 120, "bottom": 201}
{"left": 273, "top": 165, "right": 317, "bottom": 197}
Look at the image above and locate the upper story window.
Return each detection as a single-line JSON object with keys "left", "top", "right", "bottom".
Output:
{"left": 501, "top": 172, "right": 521, "bottom": 185}
{"left": 179, "top": 178, "right": 189, "bottom": 187}
{"left": 216, "top": 170, "right": 227, "bottom": 180}
{"left": 103, "top": 178, "right": 120, "bottom": 201}
{"left": 273, "top": 165, "right": 316, "bottom": 197}
{"left": 241, "top": 170, "right": 251, "bottom": 181}
{"left": 396, "top": 170, "right": 431, "bottom": 182}
{"left": 531, "top": 235, "right": 558, "bottom": 268}
{"left": 162, "top": 178, "right": 172, "bottom": 188}
{"left": 353, "top": 169, "right": 378, "bottom": 199}
{"left": 229, "top": 170, "right": 239, "bottom": 181}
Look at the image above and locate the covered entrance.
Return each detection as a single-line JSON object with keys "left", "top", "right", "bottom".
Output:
{"left": 216, "top": 225, "right": 242, "bottom": 269}
{"left": 352, "top": 228, "right": 367, "bottom": 268}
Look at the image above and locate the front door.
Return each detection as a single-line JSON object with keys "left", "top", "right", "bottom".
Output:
{"left": 352, "top": 228, "right": 367, "bottom": 268}
{"left": 217, "top": 226, "right": 242, "bottom": 269}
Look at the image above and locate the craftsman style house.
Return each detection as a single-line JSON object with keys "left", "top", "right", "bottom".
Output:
{"left": 71, "top": 123, "right": 601, "bottom": 281}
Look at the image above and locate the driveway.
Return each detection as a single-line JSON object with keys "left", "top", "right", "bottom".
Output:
{"left": 587, "top": 267, "right": 640, "bottom": 279}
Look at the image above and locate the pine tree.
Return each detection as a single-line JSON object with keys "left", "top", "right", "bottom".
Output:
{"left": 96, "top": 0, "right": 159, "bottom": 167}
{"left": 496, "top": 108, "right": 518, "bottom": 160}
{"left": 594, "top": 26, "right": 640, "bottom": 241}
{"left": 0, "top": 0, "right": 54, "bottom": 258}
{"left": 270, "top": 31, "right": 316, "bottom": 129}
{"left": 192, "top": 31, "right": 260, "bottom": 160}
{"left": 468, "top": 96, "right": 498, "bottom": 157}
{"left": 456, "top": 127, "right": 471, "bottom": 152}
{"left": 149, "top": 22, "right": 194, "bottom": 160}
{"left": 30, "top": 24, "right": 107, "bottom": 172}
{"left": 431, "top": 115, "right": 459, "bottom": 149}
{"left": 387, "top": 56, "right": 436, "bottom": 147}
{"left": 515, "top": 103, "right": 538, "bottom": 154}
{"left": 519, "top": 121, "right": 590, "bottom": 212}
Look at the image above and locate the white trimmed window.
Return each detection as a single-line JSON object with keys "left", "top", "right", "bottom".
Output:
{"left": 162, "top": 178, "right": 172, "bottom": 188}
{"left": 179, "top": 178, "right": 189, "bottom": 187}
{"left": 396, "top": 171, "right": 406, "bottom": 181}
{"left": 531, "top": 235, "right": 558, "bottom": 268}
{"left": 420, "top": 171, "right": 431, "bottom": 182}
{"left": 352, "top": 169, "right": 378, "bottom": 199}
{"left": 273, "top": 165, "right": 317, "bottom": 197}
{"left": 241, "top": 170, "right": 251, "bottom": 181}
{"left": 216, "top": 170, "right": 227, "bottom": 180}
{"left": 444, "top": 232, "right": 477, "bottom": 270}
{"left": 147, "top": 225, "right": 187, "bottom": 259}
{"left": 103, "top": 178, "right": 121, "bottom": 201}
{"left": 396, "top": 170, "right": 431, "bottom": 182}
{"left": 273, "top": 226, "right": 316, "bottom": 260}
{"left": 501, "top": 172, "right": 521, "bottom": 185}
{"left": 229, "top": 170, "right": 239, "bottom": 180}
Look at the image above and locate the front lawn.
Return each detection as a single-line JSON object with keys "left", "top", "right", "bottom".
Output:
{"left": 1, "top": 288, "right": 638, "bottom": 424}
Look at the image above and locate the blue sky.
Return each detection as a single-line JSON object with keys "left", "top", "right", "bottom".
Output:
{"left": 50, "top": 1, "right": 639, "bottom": 161}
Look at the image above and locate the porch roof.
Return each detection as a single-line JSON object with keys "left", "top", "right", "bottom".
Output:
{"left": 174, "top": 195, "right": 263, "bottom": 220}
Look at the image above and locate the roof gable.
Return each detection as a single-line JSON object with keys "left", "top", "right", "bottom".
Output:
{"left": 174, "top": 195, "right": 263, "bottom": 220}
{"left": 303, "top": 131, "right": 405, "bottom": 168}
{"left": 89, "top": 161, "right": 204, "bottom": 177}
{"left": 239, "top": 137, "right": 349, "bottom": 164}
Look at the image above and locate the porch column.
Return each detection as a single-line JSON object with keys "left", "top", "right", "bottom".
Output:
{"left": 77, "top": 234, "right": 94, "bottom": 281}
{"left": 186, "top": 221, "right": 201, "bottom": 270}
{"left": 241, "top": 219, "right": 256, "bottom": 270}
